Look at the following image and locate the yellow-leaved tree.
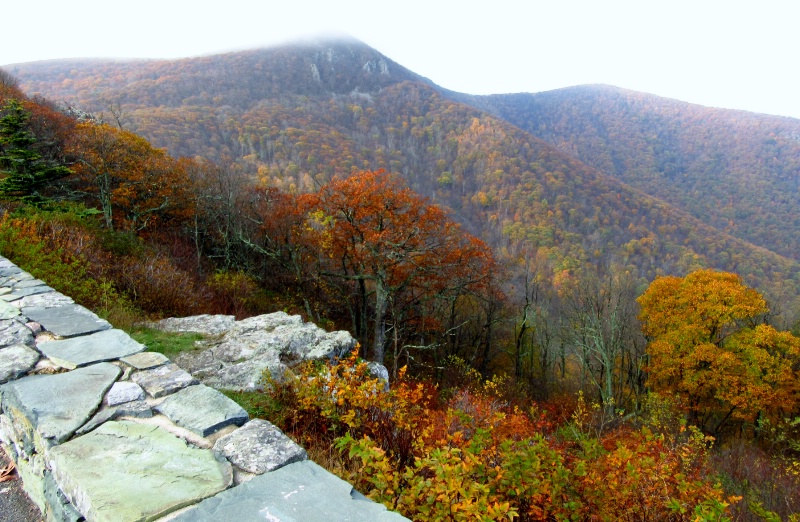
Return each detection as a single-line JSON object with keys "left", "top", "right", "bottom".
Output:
{"left": 638, "top": 269, "right": 800, "bottom": 436}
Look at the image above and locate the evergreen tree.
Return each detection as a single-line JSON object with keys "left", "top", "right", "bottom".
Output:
{"left": 0, "top": 99, "right": 71, "bottom": 203}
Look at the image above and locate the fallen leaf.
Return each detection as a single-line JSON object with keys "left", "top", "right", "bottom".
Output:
{"left": 0, "top": 460, "right": 17, "bottom": 482}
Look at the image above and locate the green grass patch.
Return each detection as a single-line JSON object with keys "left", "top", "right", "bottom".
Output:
{"left": 221, "top": 390, "right": 278, "bottom": 420}
{"left": 128, "top": 327, "right": 205, "bottom": 358}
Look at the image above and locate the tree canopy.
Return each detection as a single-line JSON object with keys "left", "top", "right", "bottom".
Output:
{"left": 638, "top": 269, "right": 800, "bottom": 435}
{"left": 303, "top": 170, "right": 496, "bottom": 364}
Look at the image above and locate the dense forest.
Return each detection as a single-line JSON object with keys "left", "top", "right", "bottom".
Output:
{"left": 471, "top": 85, "right": 800, "bottom": 264}
{"left": 3, "top": 38, "right": 800, "bottom": 520}
{"left": 12, "top": 41, "right": 800, "bottom": 318}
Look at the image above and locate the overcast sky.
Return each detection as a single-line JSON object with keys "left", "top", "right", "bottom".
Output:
{"left": 4, "top": 0, "right": 799, "bottom": 119}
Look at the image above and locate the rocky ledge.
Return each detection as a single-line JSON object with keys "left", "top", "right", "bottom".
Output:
{"left": 147, "top": 312, "right": 358, "bottom": 390}
{"left": 0, "top": 256, "right": 406, "bottom": 521}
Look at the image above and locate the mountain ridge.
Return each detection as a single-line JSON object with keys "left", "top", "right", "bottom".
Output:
{"left": 8, "top": 37, "right": 800, "bottom": 305}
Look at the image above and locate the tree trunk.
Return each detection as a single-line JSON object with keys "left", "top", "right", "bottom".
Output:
{"left": 373, "top": 275, "right": 388, "bottom": 364}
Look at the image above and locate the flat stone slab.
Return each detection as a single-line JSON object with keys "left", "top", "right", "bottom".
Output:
{"left": 0, "top": 300, "right": 21, "bottom": 320}
{"left": 22, "top": 304, "right": 111, "bottom": 338}
{"left": 0, "top": 362, "right": 120, "bottom": 444}
{"left": 0, "top": 285, "right": 55, "bottom": 301}
{"left": 105, "top": 381, "right": 145, "bottom": 406}
{"left": 154, "top": 384, "right": 248, "bottom": 437}
{"left": 213, "top": 419, "right": 307, "bottom": 474}
{"left": 0, "top": 319, "right": 33, "bottom": 348}
{"left": 171, "top": 460, "right": 408, "bottom": 522}
{"left": 115, "top": 400, "right": 152, "bottom": 419}
{"left": 14, "top": 291, "right": 73, "bottom": 309}
{"left": 37, "top": 329, "right": 145, "bottom": 369}
{"left": 131, "top": 363, "right": 198, "bottom": 398}
{"left": 49, "top": 421, "right": 232, "bottom": 522}
{"left": 10, "top": 278, "right": 48, "bottom": 289}
{"left": 120, "top": 351, "right": 169, "bottom": 370}
{"left": 0, "top": 266, "right": 23, "bottom": 277}
{"left": 75, "top": 407, "right": 119, "bottom": 436}
{"left": 75, "top": 400, "right": 154, "bottom": 436}
{"left": 0, "top": 343, "right": 40, "bottom": 383}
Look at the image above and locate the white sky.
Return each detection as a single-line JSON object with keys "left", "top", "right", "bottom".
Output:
{"left": 4, "top": 0, "right": 799, "bottom": 119}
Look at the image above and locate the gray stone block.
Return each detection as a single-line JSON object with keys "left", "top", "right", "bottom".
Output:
{"left": 120, "top": 351, "right": 169, "bottom": 370}
{"left": 11, "top": 279, "right": 48, "bottom": 289}
{"left": 154, "top": 384, "right": 248, "bottom": 437}
{"left": 213, "top": 419, "right": 306, "bottom": 474}
{"left": 38, "top": 329, "right": 145, "bottom": 369}
{"left": 0, "top": 285, "right": 55, "bottom": 301}
{"left": 0, "top": 344, "right": 40, "bottom": 383}
{"left": 115, "top": 400, "right": 152, "bottom": 419}
{"left": 0, "top": 319, "right": 34, "bottom": 348}
{"left": 131, "top": 363, "right": 198, "bottom": 398}
{"left": 22, "top": 304, "right": 111, "bottom": 338}
{"left": 0, "top": 266, "right": 23, "bottom": 277}
{"left": 170, "top": 460, "right": 408, "bottom": 522}
{"left": 44, "top": 471, "right": 83, "bottom": 522}
{"left": 74, "top": 400, "right": 154, "bottom": 436}
{"left": 0, "top": 363, "right": 120, "bottom": 444}
{"left": 0, "top": 300, "right": 21, "bottom": 320}
{"left": 74, "top": 407, "right": 118, "bottom": 436}
{"left": 14, "top": 292, "right": 73, "bottom": 309}
{"left": 105, "top": 381, "right": 145, "bottom": 406}
{"left": 49, "top": 421, "right": 233, "bottom": 521}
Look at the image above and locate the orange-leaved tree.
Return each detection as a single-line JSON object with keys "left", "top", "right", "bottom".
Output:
{"left": 310, "top": 170, "right": 496, "bottom": 364}
{"left": 68, "top": 122, "right": 194, "bottom": 232}
{"left": 638, "top": 269, "right": 800, "bottom": 435}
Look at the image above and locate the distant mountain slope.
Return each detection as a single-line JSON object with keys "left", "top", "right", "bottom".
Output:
{"left": 8, "top": 40, "right": 800, "bottom": 301}
{"left": 9, "top": 38, "right": 431, "bottom": 108}
{"left": 471, "top": 85, "right": 800, "bottom": 262}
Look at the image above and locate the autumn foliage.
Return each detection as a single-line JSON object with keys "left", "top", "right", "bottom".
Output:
{"left": 263, "top": 353, "right": 733, "bottom": 521}
{"left": 638, "top": 270, "right": 800, "bottom": 436}
{"left": 4, "top": 70, "right": 800, "bottom": 520}
{"left": 309, "top": 170, "right": 495, "bottom": 363}
{"left": 67, "top": 122, "right": 195, "bottom": 232}
{"left": 246, "top": 169, "right": 498, "bottom": 369}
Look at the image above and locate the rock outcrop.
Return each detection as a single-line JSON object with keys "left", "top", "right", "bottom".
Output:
{"left": 149, "top": 312, "right": 358, "bottom": 390}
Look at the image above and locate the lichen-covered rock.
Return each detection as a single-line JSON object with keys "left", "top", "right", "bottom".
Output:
{"left": 37, "top": 329, "right": 145, "bottom": 369}
{"left": 120, "top": 351, "right": 169, "bottom": 370}
{"left": 170, "top": 460, "right": 408, "bottom": 522}
{"left": 0, "top": 344, "right": 40, "bottom": 383}
{"left": 0, "top": 363, "right": 120, "bottom": 445}
{"left": 49, "top": 421, "right": 233, "bottom": 521}
{"left": 105, "top": 381, "right": 145, "bottom": 406}
{"left": 0, "top": 319, "right": 34, "bottom": 348}
{"left": 131, "top": 363, "right": 198, "bottom": 398}
{"left": 213, "top": 419, "right": 307, "bottom": 474}
{"left": 169, "top": 312, "right": 357, "bottom": 390}
{"left": 22, "top": 304, "right": 111, "bottom": 338}
{"left": 0, "top": 300, "right": 21, "bottom": 320}
{"left": 142, "top": 314, "right": 236, "bottom": 335}
{"left": 154, "top": 384, "right": 248, "bottom": 437}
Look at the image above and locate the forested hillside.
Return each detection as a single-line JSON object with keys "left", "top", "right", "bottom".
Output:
{"left": 11, "top": 41, "right": 800, "bottom": 310}
{"left": 473, "top": 85, "right": 800, "bottom": 263}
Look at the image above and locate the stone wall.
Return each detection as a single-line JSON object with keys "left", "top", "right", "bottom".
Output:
{"left": 0, "top": 256, "right": 407, "bottom": 521}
